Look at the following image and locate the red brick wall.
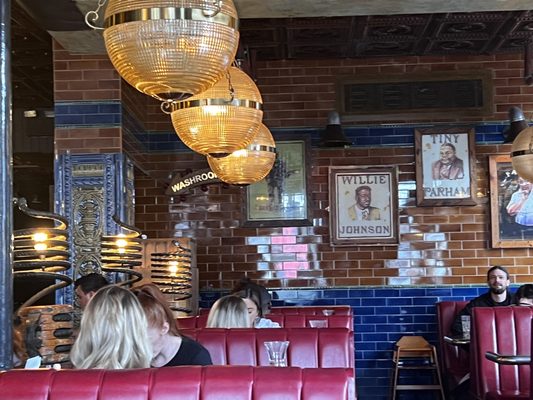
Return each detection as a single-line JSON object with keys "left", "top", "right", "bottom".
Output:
{"left": 53, "top": 41, "right": 123, "bottom": 154}
{"left": 133, "top": 52, "right": 533, "bottom": 289}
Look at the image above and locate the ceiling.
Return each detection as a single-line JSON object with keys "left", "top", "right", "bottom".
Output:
{"left": 9, "top": 1, "right": 533, "bottom": 110}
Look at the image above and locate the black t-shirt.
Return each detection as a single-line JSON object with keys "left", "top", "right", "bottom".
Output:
{"left": 451, "top": 290, "right": 512, "bottom": 335}
{"left": 163, "top": 336, "right": 212, "bottom": 367}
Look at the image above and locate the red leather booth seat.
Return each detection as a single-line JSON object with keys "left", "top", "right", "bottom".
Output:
{"left": 177, "top": 313, "right": 353, "bottom": 330}
{"left": 436, "top": 301, "right": 469, "bottom": 390}
{"left": 181, "top": 327, "right": 355, "bottom": 369}
{"left": 199, "top": 305, "right": 353, "bottom": 316}
{"left": 471, "top": 307, "right": 533, "bottom": 400}
{"left": 0, "top": 366, "right": 357, "bottom": 400}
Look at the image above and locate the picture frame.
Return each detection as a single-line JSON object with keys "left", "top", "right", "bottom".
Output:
{"left": 489, "top": 154, "right": 533, "bottom": 248}
{"left": 415, "top": 127, "right": 477, "bottom": 206}
{"left": 243, "top": 137, "right": 312, "bottom": 228}
{"left": 328, "top": 165, "right": 398, "bottom": 246}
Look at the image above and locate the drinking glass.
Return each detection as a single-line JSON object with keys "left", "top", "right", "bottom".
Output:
{"left": 461, "top": 315, "right": 471, "bottom": 339}
{"left": 322, "top": 309, "right": 334, "bottom": 316}
{"left": 264, "top": 340, "right": 289, "bottom": 367}
{"left": 309, "top": 319, "right": 328, "bottom": 328}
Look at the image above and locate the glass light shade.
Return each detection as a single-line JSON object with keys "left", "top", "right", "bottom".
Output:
{"left": 171, "top": 66, "right": 263, "bottom": 157}
{"left": 103, "top": 0, "right": 239, "bottom": 101}
{"left": 207, "top": 123, "right": 275, "bottom": 185}
{"left": 511, "top": 126, "right": 533, "bottom": 181}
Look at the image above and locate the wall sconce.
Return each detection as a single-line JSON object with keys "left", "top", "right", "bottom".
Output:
{"left": 86, "top": 0, "right": 240, "bottom": 102}
{"left": 168, "top": 66, "right": 263, "bottom": 157}
{"left": 510, "top": 107, "right": 533, "bottom": 181}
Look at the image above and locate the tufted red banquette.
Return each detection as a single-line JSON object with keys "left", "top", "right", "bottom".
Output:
{"left": 436, "top": 301, "right": 469, "bottom": 392}
{"left": 198, "top": 305, "right": 353, "bottom": 316}
{"left": 471, "top": 306, "right": 533, "bottom": 400}
{"left": 180, "top": 327, "right": 355, "bottom": 369}
{"left": 0, "top": 366, "right": 356, "bottom": 400}
{"left": 177, "top": 313, "right": 353, "bottom": 330}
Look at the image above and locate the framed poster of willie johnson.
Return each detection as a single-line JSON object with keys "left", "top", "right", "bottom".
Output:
{"left": 328, "top": 165, "right": 398, "bottom": 246}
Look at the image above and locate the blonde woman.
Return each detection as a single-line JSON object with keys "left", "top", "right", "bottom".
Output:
{"left": 70, "top": 285, "right": 152, "bottom": 369}
{"left": 206, "top": 295, "right": 250, "bottom": 328}
{"left": 132, "top": 284, "right": 212, "bottom": 367}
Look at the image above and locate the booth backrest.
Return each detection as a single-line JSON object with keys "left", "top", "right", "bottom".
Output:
{"left": 177, "top": 314, "right": 353, "bottom": 330}
{"left": 0, "top": 366, "right": 356, "bottom": 400}
{"left": 181, "top": 327, "right": 355, "bottom": 369}
{"left": 198, "top": 305, "right": 353, "bottom": 316}
{"left": 435, "top": 301, "right": 469, "bottom": 387}
{"left": 471, "top": 307, "right": 533, "bottom": 400}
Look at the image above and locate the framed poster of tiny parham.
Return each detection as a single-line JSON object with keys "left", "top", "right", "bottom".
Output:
{"left": 328, "top": 165, "right": 399, "bottom": 246}
{"left": 415, "top": 127, "right": 477, "bottom": 206}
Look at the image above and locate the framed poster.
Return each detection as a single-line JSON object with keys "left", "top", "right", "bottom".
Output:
{"left": 243, "top": 137, "right": 312, "bottom": 228}
{"left": 328, "top": 165, "right": 398, "bottom": 246}
{"left": 489, "top": 154, "right": 533, "bottom": 248}
{"left": 415, "top": 127, "right": 477, "bottom": 206}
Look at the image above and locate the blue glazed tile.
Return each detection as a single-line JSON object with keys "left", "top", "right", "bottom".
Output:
{"left": 362, "top": 315, "right": 387, "bottom": 324}
{"left": 386, "top": 297, "right": 412, "bottom": 306}
{"left": 426, "top": 288, "right": 452, "bottom": 296}
{"left": 369, "top": 127, "right": 394, "bottom": 136}
{"left": 356, "top": 324, "right": 376, "bottom": 333}
{"left": 399, "top": 306, "right": 428, "bottom": 315}
{"left": 375, "top": 306, "right": 401, "bottom": 315}
{"left": 374, "top": 289, "right": 400, "bottom": 297}
{"left": 349, "top": 289, "right": 375, "bottom": 297}
{"left": 297, "top": 290, "right": 321, "bottom": 299}
{"left": 311, "top": 299, "right": 336, "bottom": 306}
{"left": 451, "top": 287, "right": 482, "bottom": 296}
{"left": 399, "top": 288, "right": 427, "bottom": 297}
{"left": 356, "top": 136, "right": 382, "bottom": 146}
{"left": 413, "top": 297, "right": 439, "bottom": 305}
{"left": 353, "top": 306, "right": 376, "bottom": 315}
{"left": 362, "top": 298, "right": 387, "bottom": 306}
{"left": 357, "top": 342, "right": 377, "bottom": 351}
{"left": 387, "top": 315, "right": 413, "bottom": 324}
{"left": 323, "top": 289, "right": 349, "bottom": 298}
{"left": 381, "top": 135, "right": 413, "bottom": 145}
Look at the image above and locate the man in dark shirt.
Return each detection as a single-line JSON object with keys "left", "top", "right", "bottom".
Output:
{"left": 451, "top": 265, "right": 512, "bottom": 335}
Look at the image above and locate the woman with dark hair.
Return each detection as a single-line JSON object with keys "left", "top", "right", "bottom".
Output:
{"left": 234, "top": 287, "right": 280, "bottom": 328}
{"left": 132, "top": 284, "right": 212, "bottom": 367}
{"left": 514, "top": 284, "right": 533, "bottom": 306}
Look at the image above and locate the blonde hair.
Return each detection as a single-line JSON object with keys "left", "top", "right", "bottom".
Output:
{"left": 71, "top": 285, "right": 152, "bottom": 369}
{"left": 206, "top": 295, "right": 250, "bottom": 328}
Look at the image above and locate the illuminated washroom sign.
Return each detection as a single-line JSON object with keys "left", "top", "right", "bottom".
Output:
{"left": 165, "top": 168, "right": 221, "bottom": 195}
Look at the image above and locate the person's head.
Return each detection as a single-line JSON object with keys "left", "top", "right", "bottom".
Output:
{"left": 131, "top": 283, "right": 180, "bottom": 357}
{"left": 70, "top": 285, "right": 152, "bottom": 369}
{"left": 232, "top": 278, "right": 272, "bottom": 316}
{"left": 74, "top": 273, "right": 109, "bottom": 310}
{"left": 439, "top": 143, "right": 457, "bottom": 165}
{"left": 486, "top": 266, "right": 510, "bottom": 295}
{"left": 515, "top": 284, "right": 533, "bottom": 306}
{"left": 355, "top": 185, "right": 372, "bottom": 210}
{"left": 518, "top": 178, "right": 532, "bottom": 193}
{"left": 206, "top": 295, "right": 250, "bottom": 328}
{"left": 234, "top": 288, "right": 262, "bottom": 326}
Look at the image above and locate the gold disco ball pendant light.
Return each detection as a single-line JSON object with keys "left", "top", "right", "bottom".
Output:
{"left": 91, "top": 0, "right": 239, "bottom": 102}
{"left": 511, "top": 126, "right": 533, "bottom": 181}
{"left": 170, "top": 66, "right": 263, "bottom": 157}
{"left": 207, "top": 123, "right": 276, "bottom": 185}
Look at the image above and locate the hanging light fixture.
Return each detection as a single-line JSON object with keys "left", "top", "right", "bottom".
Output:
{"left": 86, "top": 0, "right": 240, "bottom": 102}
{"left": 169, "top": 65, "right": 263, "bottom": 157}
{"left": 207, "top": 123, "right": 276, "bottom": 185}
{"left": 511, "top": 126, "right": 533, "bottom": 181}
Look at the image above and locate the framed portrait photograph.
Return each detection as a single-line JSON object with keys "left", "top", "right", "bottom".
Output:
{"left": 243, "top": 137, "right": 312, "bottom": 228}
{"left": 489, "top": 154, "right": 533, "bottom": 248}
{"left": 415, "top": 127, "right": 477, "bottom": 206}
{"left": 328, "top": 165, "right": 398, "bottom": 246}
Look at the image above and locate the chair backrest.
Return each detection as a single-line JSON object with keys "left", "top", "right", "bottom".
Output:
{"left": 471, "top": 306, "right": 533, "bottom": 399}
{"left": 177, "top": 313, "right": 353, "bottom": 330}
{"left": 0, "top": 366, "right": 357, "bottom": 400}
{"left": 181, "top": 327, "right": 355, "bottom": 369}
{"left": 198, "top": 305, "right": 353, "bottom": 316}
{"left": 435, "top": 301, "right": 469, "bottom": 387}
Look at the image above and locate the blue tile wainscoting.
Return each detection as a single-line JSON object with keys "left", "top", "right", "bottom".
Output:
{"left": 199, "top": 285, "right": 513, "bottom": 400}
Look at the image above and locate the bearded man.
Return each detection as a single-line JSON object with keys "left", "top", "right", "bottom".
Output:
{"left": 451, "top": 266, "right": 512, "bottom": 335}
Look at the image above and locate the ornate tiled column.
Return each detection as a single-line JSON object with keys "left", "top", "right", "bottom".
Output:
{"left": 52, "top": 41, "right": 136, "bottom": 304}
